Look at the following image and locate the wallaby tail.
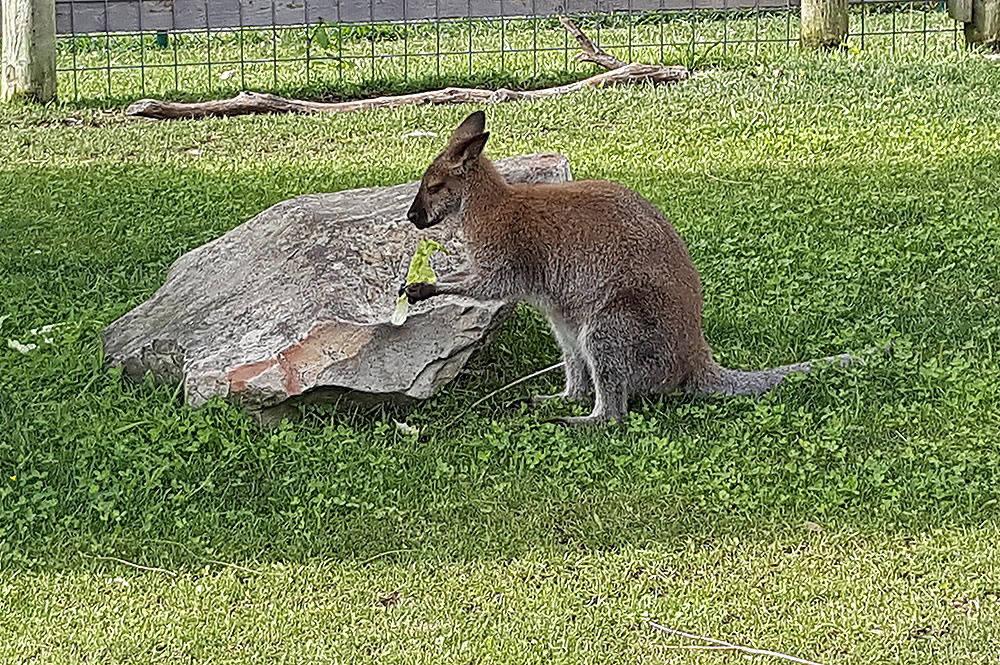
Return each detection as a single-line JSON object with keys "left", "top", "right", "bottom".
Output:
{"left": 689, "top": 352, "right": 856, "bottom": 397}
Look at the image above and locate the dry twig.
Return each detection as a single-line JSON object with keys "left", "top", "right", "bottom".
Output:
{"left": 465, "top": 361, "right": 565, "bottom": 412}
{"left": 87, "top": 554, "right": 178, "bottom": 577}
{"left": 649, "top": 622, "right": 825, "bottom": 665}
{"left": 434, "top": 361, "right": 566, "bottom": 433}
{"left": 558, "top": 16, "right": 629, "bottom": 69}
{"left": 358, "top": 549, "right": 416, "bottom": 565}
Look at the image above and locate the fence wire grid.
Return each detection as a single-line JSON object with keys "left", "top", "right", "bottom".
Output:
{"left": 45, "top": 0, "right": 962, "bottom": 103}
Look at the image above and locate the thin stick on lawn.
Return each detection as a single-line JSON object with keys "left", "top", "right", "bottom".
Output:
{"left": 703, "top": 171, "right": 754, "bottom": 185}
{"left": 466, "top": 361, "right": 565, "bottom": 412}
{"left": 664, "top": 645, "right": 745, "bottom": 650}
{"left": 435, "top": 361, "right": 565, "bottom": 432}
{"left": 150, "top": 538, "right": 263, "bottom": 575}
{"left": 87, "top": 555, "right": 178, "bottom": 577}
{"left": 649, "top": 622, "right": 826, "bottom": 665}
{"left": 358, "top": 548, "right": 416, "bottom": 566}
{"left": 201, "top": 558, "right": 262, "bottom": 575}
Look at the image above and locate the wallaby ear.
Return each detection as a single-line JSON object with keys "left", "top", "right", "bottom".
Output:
{"left": 446, "top": 131, "right": 490, "bottom": 174}
{"left": 448, "top": 111, "right": 487, "bottom": 145}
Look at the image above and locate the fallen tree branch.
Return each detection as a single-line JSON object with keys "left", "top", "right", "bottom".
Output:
{"left": 558, "top": 16, "right": 629, "bottom": 70}
{"left": 649, "top": 622, "right": 825, "bottom": 665}
{"left": 126, "top": 63, "right": 689, "bottom": 120}
{"left": 126, "top": 18, "right": 688, "bottom": 120}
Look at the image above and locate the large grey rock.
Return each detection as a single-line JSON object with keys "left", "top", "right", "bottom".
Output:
{"left": 102, "top": 153, "right": 572, "bottom": 416}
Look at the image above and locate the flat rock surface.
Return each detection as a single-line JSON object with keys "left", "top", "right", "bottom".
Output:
{"left": 102, "top": 153, "right": 572, "bottom": 414}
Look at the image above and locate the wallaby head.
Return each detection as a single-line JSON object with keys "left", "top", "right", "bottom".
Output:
{"left": 406, "top": 110, "right": 491, "bottom": 229}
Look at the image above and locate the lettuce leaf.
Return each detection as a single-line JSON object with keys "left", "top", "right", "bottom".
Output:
{"left": 390, "top": 239, "right": 446, "bottom": 326}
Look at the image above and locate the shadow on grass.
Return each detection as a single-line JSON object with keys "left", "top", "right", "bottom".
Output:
{"left": 1, "top": 157, "right": 998, "bottom": 571}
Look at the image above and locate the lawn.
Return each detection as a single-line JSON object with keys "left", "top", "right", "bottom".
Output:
{"left": 2, "top": 52, "right": 1000, "bottom": 663}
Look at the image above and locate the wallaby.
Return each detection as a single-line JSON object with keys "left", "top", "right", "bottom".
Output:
{"left": 402, "top": 111, "right": 851, "bottom": 425}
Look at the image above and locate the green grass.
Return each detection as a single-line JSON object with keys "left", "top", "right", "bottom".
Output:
{"left": 3, "top": 52, "right": 1000, "bottom": 663}
{"left": 54, "top": 7, "right": 963, "bottom": 105}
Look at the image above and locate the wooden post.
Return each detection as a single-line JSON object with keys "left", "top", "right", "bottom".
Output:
{"left": 2, "top": 0, "right": 57, "bottom": 103}
{"left": 948, "top": 0, "right": 974, "bottom": 23}
{"left": 800, "top": 0, "right": 849, "bottom": 49}
{"left": 963, "top": 0, "right": 1000, "bottom": 50}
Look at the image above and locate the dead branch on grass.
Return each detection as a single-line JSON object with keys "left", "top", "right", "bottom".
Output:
{"left": 126, "top": 19, "right": 688, "bottom": 120}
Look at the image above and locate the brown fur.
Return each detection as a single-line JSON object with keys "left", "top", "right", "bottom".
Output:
{"left": 403, "top": 111, "right": 850, "bottom": 425}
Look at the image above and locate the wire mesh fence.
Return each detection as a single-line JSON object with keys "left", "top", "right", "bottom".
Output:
{"left": 42, "top": 0, "right": 963, "bottom": 104}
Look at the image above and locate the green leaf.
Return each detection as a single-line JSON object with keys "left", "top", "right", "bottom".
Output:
{"left": 405, "top": 238, "right": 446, "bottom": 285}
{"left": 390, "top": 239, "right": 447, "bottom": 326}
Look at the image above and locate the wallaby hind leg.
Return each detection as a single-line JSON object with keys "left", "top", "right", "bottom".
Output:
{"left": 551, "top": 322, "right": 631, "bottom": 426}
{"left": 532, "top": 351, "right": 592, "bottom": 405}
{"left": 533, "top": 317, "right": 593, "bottom": 404}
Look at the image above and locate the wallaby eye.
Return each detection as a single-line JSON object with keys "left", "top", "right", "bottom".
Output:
{"left": 427, "top": 183, "right": 445, "bottom": 195}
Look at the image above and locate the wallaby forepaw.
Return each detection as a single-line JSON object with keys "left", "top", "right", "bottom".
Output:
{"left": 403, "top": 281, "right": 437, "bottom": 303}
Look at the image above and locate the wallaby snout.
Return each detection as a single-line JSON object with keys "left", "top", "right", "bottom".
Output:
{"left": 406, "top": 195, "right": 431, "bottom": 229}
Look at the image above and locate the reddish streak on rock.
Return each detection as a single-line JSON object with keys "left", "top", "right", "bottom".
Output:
{"left": 275, "top": 352, "right": 302, "bottom": 395}
{"left": 227, "top": 322, "right": 369, "bottom": 397}
{"left": 228, "top": 358, "right": 276, "bottom": 393}
{"left": 275, "top": 325, "right": 338, "bottom": 396}
{"left": 227, "top": 335, "right": 315, "bottom": 398}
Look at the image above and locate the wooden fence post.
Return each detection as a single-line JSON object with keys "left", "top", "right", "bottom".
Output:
{"left": 2, "top": 0, "right": 57, "bottom": 103}
{"left": 800, "top": 0, "right": 849, "bottom": 49}
{"left": 961, "top": 0, "right": 1000, "bottom": 50}
{"left": 948, "top": 0, "right": 974, "bottom": 23}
